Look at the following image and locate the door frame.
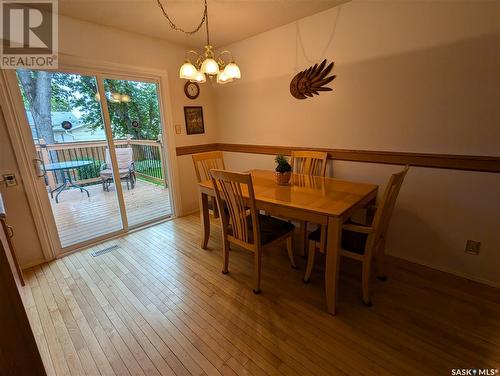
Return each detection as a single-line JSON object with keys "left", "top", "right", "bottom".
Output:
{"left": 0, "top": 53, "right": 181, "bottom": 259}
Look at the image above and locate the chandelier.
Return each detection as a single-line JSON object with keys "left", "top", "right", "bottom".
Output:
{"left": 156, "top": 0, "right": 241, "bottom": 84}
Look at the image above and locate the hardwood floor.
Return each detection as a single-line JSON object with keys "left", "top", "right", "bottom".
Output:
{"left": 48, "top": 180, "right": 171, "bottom": 247}
{"left": 21, "top": 214, "right": 500, "bottom": 375}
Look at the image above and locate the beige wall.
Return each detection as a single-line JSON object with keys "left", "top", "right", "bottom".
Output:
{"left": 211, "top": 1, "right": 500, "bottom": 286}
{"left": 1, "top": 2, "right": 499, "bottom": 287}
{"left": 0, "top": 14, "right": 217, "bottom": 266}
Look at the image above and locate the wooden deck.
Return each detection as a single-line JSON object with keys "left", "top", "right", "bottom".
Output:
{"left": 48, "top": 180, "right": 171, "bottom": 248}
{"left": 20, "top": 214, "right": 500, "bottom": 376}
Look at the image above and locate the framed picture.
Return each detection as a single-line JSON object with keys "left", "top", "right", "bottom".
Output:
{"left": 184, "top": 106, "right": 205, "bottom": 135}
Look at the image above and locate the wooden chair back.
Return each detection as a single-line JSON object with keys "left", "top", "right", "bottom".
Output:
{"left": 369, "top": 166, "right": 409, "bottom": 248}
{"left": 210, "top": 169, "right": 260, "bottom": 250}
{"left": 290, "top": 150, "right": 328, "bottom": 177}
{"left": 192, "top": 151, "right": 225, "bottom": 182}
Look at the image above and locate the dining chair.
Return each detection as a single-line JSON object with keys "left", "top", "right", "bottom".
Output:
{"left": 303, "top": 166, "right": 409, "bottom": 306}
{"left": 290, "top": 150, "right": 328, "bottom": 256}
{"left": 290, "top": 150, "right": 328, "bottom": 177}
{"left": 210, "top": 169, "right": 297, "bottom": 294}
{"left": 192, "top": 151, "right": 225, "bottom": 218}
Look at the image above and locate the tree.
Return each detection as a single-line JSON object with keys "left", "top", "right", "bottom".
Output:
{"left": 17, "top": 70, "right": 54, "bottom": 144}
{"left": 17, "top": 71, "right": 162, "bottom": 143}
{"left": 51, "top": 75, "right": 161, "bottom": 140}
{"left": 51, "top": 73, "right": 103, "bottom": 132}
{"left": 98, "top": 79, "right": 161, "bottom": 140}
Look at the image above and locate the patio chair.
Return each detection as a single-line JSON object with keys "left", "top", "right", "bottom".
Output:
{"left": 100, "top": 147, "right": 136, "bottom": 191}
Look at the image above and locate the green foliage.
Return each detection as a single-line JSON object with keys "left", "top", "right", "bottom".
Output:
{"left": 275, "top": 154, "right": 292, "bottom": 173}
{"left": 17, "top": 71, "right": 162, "bottom": 142}
{"left": 51, "top": 78, "right": 72, "bottom": 111}
{"left": 50, "top": 74, "right": 161, "bottom": 140}
{"left": 104, "top": 79, "right": 161, "bottom": 140}
{"left": 135, "top": 159, "right": 163, "bottom": 180}
{"left": 73, "top": 157, "right": 104, "bottom": 182}
{"left": 137, "top": 175, "right": 165, "bottom": 187}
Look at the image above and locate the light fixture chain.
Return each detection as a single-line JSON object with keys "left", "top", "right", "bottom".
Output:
{"left": 155, "top": 0, "right": 207, "bottom": 36}
{"left": 205, "top": 0, "right": 210, "bottom": 46}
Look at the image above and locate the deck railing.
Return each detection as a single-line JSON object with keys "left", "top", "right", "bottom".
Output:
{"left": 35, "top": 135, "right": 166, "bottom": 189}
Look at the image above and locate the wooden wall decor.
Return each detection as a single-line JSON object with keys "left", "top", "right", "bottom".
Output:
{"left": 290, "top": 59, "right": 336, "bottom": 99}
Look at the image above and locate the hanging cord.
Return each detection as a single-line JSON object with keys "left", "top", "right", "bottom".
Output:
{"left": 295, "top": 5, "right": 342, "bottom": 70}
{"left": 205, "top": 1, "right": 210, "bottom": 45}
{"left": 155, "top": 0, "right": 207, "bottom": 36}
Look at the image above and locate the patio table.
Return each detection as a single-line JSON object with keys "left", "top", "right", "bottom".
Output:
{"left": 45, "top": 161, "right": 92, "bottom": 203}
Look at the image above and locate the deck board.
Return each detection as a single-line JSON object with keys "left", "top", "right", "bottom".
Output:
{"left": 48, "top": 180, "right": 171, "bottom": 248}
{"left": 21, "top": 214, "right": 500, "bottom": 376}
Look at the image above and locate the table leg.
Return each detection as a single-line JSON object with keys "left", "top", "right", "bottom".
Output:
{"left": 325, "top": 216, "right": 342, "bottom": 315}
{"left": 69, "top": 181, "right": 90, "bottom": 198}
{"left": 49, "top": 183, "right": 65, "bottom": 198}
{"left": 54, "top": 179, "right": 69, "bottom": 203}
{"left": 299, "top": 221, "right": 308, "bottom": 257}
{"left": 199, "top": 191, "right": 210, "bottom": 249}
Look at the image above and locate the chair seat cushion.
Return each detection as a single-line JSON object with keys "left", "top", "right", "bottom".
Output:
{"left": 229, "top": 214, "right": 295, "bottom": 246}
{"left": 308, "top": 227, "right": 368, "bottom": 255}
{"left": 100, "top": 168, "right": 131, "bottom": 179}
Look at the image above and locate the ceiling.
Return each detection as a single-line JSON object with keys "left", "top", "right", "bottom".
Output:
{"left": 59, "top": 0, "right": 347, "bottom": 48}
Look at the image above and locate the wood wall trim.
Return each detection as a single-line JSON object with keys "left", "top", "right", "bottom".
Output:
{"left": 176, "top": 143, "right": 218, "bottom": 156}
{"left": 176, "top": 143, "right": 500, "bottom": 173}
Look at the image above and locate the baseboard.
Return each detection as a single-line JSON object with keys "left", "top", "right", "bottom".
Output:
{"left": 21, "top": 257, "right": 48, "bottom": 270}
{"left": 387, "top": 253, "right": 500, "bottom": 289}
{"left": 180, "top": 208, "right": 200, "bottom": 217}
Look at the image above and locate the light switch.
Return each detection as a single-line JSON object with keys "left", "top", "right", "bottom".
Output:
{"left": 175, "top": 124, "right": 182, "bottom": 134}
{"left": 2, "top": 173, "right": 18, "bottom": 187}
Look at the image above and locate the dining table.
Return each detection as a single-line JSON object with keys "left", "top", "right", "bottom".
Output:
{"left": 198, "top": 169, "right": 378, "bottom": 315}
{"left": 45, "top": 160, "right": 92, "bottom": 203}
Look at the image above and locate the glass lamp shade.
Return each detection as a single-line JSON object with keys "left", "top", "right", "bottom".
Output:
{"left": 121, "top": 94, "right": 131, "bottom": 103}
{"left": 94, "top": 93, "right": 100, "bottom": 102}
{"left": 216, "top": 70, "right": 233, "bottom": 84}
{"left": 111, "top": 92, "right": 121, "bottom": 103}
{"left": 201, "top": 58, "right": 219, "bottom": 75}
{"left": 192, "top": 71, "right": 206, "bottom": 83}
{"left": 179, "top": 61, "right": 197, "bottom": 79}
{"left": 224, "top": 62, "right": 241, "bottom": 79}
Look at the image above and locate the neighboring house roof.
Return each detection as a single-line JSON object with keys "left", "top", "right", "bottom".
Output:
{"left": 26, "top": 111, "right": 83, "bottom": 139}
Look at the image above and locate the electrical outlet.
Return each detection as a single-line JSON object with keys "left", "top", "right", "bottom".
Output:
{"left": 175, "top": 124, "right": 182, "bottom": 134}
{"left": 465, "top": 240, "right": 480, "bottom": 255}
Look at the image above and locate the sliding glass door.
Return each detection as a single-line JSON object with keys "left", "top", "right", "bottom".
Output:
{"left": 103, "top": 78, "right": 172, "bottom": 227}
{"left": 14, "top": 69, "right": 172, "bottom": 251}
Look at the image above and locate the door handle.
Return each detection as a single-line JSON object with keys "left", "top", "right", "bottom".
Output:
{"left": 33, "top": 158, "right": 46, "bottom": 178}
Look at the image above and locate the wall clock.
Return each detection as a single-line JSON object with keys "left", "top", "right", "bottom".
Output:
{"left": 184, "top": 81, "right": 200, "bottom": 100}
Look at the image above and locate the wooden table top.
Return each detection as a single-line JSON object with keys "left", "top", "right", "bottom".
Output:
{"left": 199, "top": 169, "right": 378, "bottom": 217}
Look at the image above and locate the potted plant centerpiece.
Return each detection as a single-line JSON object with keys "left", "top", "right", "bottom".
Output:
{"left": 274, "top": 154, "right": 292, "bottom": 185}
